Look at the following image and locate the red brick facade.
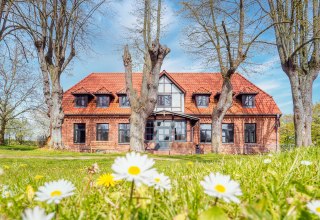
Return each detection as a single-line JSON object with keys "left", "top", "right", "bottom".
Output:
{"left": 62, "top": 71, "right": 281, "bottom": 154}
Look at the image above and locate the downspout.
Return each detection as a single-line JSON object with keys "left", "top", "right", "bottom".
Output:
{"left": 275, "top": 114, "right": 281, "bottom": 152}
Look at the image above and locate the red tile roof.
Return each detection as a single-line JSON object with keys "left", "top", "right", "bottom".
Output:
{"left": 62, "top": 71, "right": 281, "bottom": 116}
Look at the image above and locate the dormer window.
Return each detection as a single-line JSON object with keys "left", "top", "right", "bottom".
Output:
{"left": 75, "top": 95, "right": 88, "bottom": 108}
{"left": 157, "top": 95, "right": 172, "bottom": 107}
{"left": 96, "top": 95, "right": 110, "bottom": 108}
{"left": 196, "top": 95, "right": 209, "bottom": 107}
{"left": 242, "top": 95, "right": 255, "bottom": 108}
{"left": 119, "top": 95, "right": 130, "bottom": 107}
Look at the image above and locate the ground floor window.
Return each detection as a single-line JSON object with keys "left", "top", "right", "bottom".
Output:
{"left": 200, "top": 124, "right": 211, "bottom": 143}
{"left": 245, "top": 123, "right": 256, "bottom": 143}
{"left": 145, "top": 121, "right": 154, "bottom": 141}
{"left": 119, "top": 123, "right": 130, "bottom": 143}
{"left": 174, "top": 121, "right": 186, "bottom": 141}
{"left": 222, "top": 123, "right": 234, "bottom": 143}
{"left": 96, "top": 124, "right": 109, "bottom": 141}
{"left": 74, "top": 123, "right": 86, "bottom": 143}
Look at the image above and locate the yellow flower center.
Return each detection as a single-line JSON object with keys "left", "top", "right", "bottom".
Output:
{"left": 97, "top": 174, "right": 116, "bottom": 187}
{"left": 128, "top": 166, "right": 140, "bottom": 175}
{"left": 316, "top": 207, "right": 320, "bottom": 213}
{"left": 215, "top": 184, "right": 226, "bottom": 193}
{"left": 154, "top": 178, "right": 161, "bottom": 183}
{"left": 50, "top": 190, "right": 62, "bottom": 197}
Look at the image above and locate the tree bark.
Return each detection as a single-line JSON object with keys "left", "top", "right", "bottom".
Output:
{"left": 0, "top": 119, "right": 6, "bottom": 145}
{"left": 48, "top": 70, "right": 64, "bottom": 149}
{"left": 211, "top": 74, "right": 233, "bottom": 153}
{"left": 129, "top": 111, "right": 148, "bottom": 152}
{"left": 288, "top": 72, "right": 314, "bottom": 146}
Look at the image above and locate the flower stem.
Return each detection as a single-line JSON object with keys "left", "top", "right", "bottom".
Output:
{"left": 129, "top": 180, "right": 135, "bottom": 208}
{"left": 148, "top": 188, "right": 156, "bottom": 220}
{"left": 214, "top": 197, "right": 219, "bottom": 206}
{"left": 55, "top": 204, "right": 59, "bottom": 219}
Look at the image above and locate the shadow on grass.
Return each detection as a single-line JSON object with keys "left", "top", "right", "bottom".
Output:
{"left": 0, "top": 145, "right": 38, "bottom": 151}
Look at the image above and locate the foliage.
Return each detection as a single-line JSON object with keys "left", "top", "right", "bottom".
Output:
{"left": 312, "top": 103, "right": 320, "bottom": 146}
{"left": 0, "top": 147, "right": 319, "bottom": 219}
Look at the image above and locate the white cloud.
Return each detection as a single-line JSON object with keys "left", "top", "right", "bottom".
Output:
{"left": 256, "top": 80, "right": 281, "bottom": 91}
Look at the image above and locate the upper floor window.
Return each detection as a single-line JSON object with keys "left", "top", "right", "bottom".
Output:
{"left": 222, "top": 123, "right": 234, "bottom": 143}
{"left": 200, "top": 124, "right": 211, "bottom": 143}
{"left": 74, "top": 123, "right": 86, "bottom": 143}
{"left": 96, "top": 95, "right": 110, "bottom": 108}
{"left": 196, "top": 95, "right": 209, "bottom": 107}
{"left": 245, "top": 123, "right": 256, "bottom": 143}
{"left": 96, "top": 124, "right": 109, "bottom": 141}
{"left": 119, "top": 95, "right": 130, "bottom": 107}
{"left": 242, "top": 95, "right": 255, "bottom": 108}
{"left": 157, "top": 95, "right": 172, "bottom": 107}
{"left": 75, "top": 95, "right": 88, "bottom": 108}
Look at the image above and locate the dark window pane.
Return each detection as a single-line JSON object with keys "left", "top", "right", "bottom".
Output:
{"left": 74, "top": 123, "right": 86, "bottom": 143}
{"left": 119, "top": 123, "right": 130, "bottom": 143}
{"left": 119, "top": 96, "right": 130, "bottom": 107}
{"left": 245, "top": 123, "right": 256, "bottom": 143}
{"left": 96, "top": 124, "right": 109, "bottom": 141}
{"left": 200, "top": 124, "right": 211, "bottom": 143}
{"left": 75, "top": 96, "right": 88, "bottom": 107}
{"left": 222, "top": 124, "right": 234, "bottom": 143}
{"left": 242, "top": 95, "right": 255, "bottom": 108}
{"left": 196, "top": 96, "right": 209, "bottom": 107}
{"left": 97, "top": 96, "right": 110, "bottom": 107}
{"left": 174, "top": 121, "right": 186, "bottom": 141}
{"left": 157, "top": 95, "right": 172, "bottom": 107}
{"left": 145, "top": 121, "right": 154, "bottom": 141}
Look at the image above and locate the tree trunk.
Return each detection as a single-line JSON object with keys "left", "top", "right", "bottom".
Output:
{"left": 0, "top": 120, "right": 6, "bottom": 145}
{"left": 211, "top": 76, "right": 233, "bottom": 153}
{"left": 48, "top": 72, "right": 65, "bottom": 149}
{"left": 288, "top": 72, "right": 313, "bottom": 147}
{"left": 129, "top": 111, "right": 147, "bottom": 152}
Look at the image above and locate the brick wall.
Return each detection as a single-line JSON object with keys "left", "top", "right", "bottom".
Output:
{"left": 62, "top": 114, "right": 279, "bottom": 154}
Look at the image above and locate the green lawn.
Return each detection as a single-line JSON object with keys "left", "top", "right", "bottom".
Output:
{"left": 0, "top": 145, "right": 319, "bottom": 219}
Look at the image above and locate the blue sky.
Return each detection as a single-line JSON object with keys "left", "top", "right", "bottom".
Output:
{"left": 61, "top": 0, "right": 320, "bottom": 115}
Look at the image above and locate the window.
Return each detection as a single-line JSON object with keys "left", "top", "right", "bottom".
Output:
{"left": 200, "top": 124, "right": 211, "bottom": 143}
{"left": 96, "top": 124, "right": 109, "bottom": 141}
{"left": 119, "top": 123, "right": 130, "bottom": 143}
{"left": 75, "top": 95, "right": 88, "bottom": 107}
{"left": 96, "top": 95, "right": 110, "bottom": 107}
{"left": 245, "top": 123, "right": 256, "bottom": 143}
{"left": 119, "top": 95, "right": 130, "bottom": 107}
{"left": 174, "top": 121, "right": 186, "bottom": 141}
{"left": 222, "top": 124, "right": 234, "bottom": 143}
{"left": 145, "top": 121, "right": 154, "bottom": 141}
{"left": 157, "top": 95, "right": 172, "bottom": 107}
{"left": 74, "top": 123, "right": 85, "bottom": 143}
{"left": 196, "top": 95, "right": 209, "bottom": 107}
{"left": 242, "top": 95, "right": 255, "bottom": 108}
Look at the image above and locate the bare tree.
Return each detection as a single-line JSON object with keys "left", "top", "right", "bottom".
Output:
{"left": 0, "top": 0, "right": 14, "bottom": 42}
{"left": 267, "top": 0, "right": 320, "bottom": 147}
{"left": 14, "top": 0, "right": 105, "bottom": 149}
{"left": 0, "top": 47, "right": 40, "bottom": 145}
{"left": 123, "top": 0, "right": 170, "bottom": 152}
{"left": 181, "top": 0, "right": 279, "bottom": 153}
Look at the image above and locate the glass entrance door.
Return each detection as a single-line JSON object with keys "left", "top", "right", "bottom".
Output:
{"left": 156, "top": 121, "right": 172, "bottom": 150}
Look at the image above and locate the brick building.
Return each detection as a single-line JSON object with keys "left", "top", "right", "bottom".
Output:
{"left": 62, "top": 71, "right": 281, "bottom": 154}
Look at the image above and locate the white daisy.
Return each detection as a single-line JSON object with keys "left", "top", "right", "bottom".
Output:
{"left": 263, "top": 159, "right": 272, "bottom": 164}
{"left": 200, "top": 172, "right": 242, "bottom": 203}
{"left": 267, "top": 153, "right": 273, "bottom": 157}
{"left": 35, "top": 179, "right": 75, "bottom": 204}
{"left": 1, "top": 185, "right": 13, "bottom": 198}
{"left": 149, "top": 172, "right": 171, "bottom": 192}
{"left": 306, "top": 200, "right": 320, "bottom": 217}
{"left": 22, "top": 206, "right": 55, "bottom": 220}
{"left": 301, "top": 160, "right": 312, "bottom": 166}
{"left": 111, "top": 152, "right": 156, "bottom": 186}
{"left": 0, "top": 167, "right": 4, "bottom": 175}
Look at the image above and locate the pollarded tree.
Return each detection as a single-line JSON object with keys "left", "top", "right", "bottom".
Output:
{"left": 123, "top": 0, "right": 170, "bottom": 152}
{"left": 267, "top": 0, "right": 320, "bottom": 147}
{"left": 181, "top": 0, "right": 278, "bottom": 153}
{"left": 14, "top": 0, "right": 105, "bottom": 149}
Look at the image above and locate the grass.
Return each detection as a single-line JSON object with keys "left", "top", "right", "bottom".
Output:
{"left": 0, "top": 145, "right": 319, "bottom": 219}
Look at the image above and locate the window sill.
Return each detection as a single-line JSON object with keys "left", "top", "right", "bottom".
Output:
{"left": 118, "top": 143, "right": 129, "bottom": 145}
{"left": 200, "top": 142, "right": 211, "bottom": 144}
{"left": 222, "top": 142, "right": 234, "bottom": 144}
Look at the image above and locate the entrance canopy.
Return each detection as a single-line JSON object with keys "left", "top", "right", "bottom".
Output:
{"left": 151, "top": 110, "right": 199, "bottom": 122}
